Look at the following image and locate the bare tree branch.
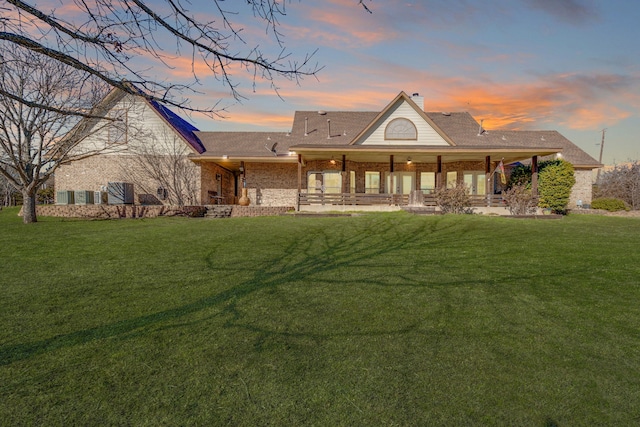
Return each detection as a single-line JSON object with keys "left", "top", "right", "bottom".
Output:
{"left": 1, "top": 0, "right": 372, "bottom": 116}
{"left": 0, "top": 45, "right": 117, "bottom": 222}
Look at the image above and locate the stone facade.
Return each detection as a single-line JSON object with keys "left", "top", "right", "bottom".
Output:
{"left": 230, "top": 206, "right": 294, "bottom": 217}
{"left": 569, "top": 169, "right": 594, "bottom": 208}
{"left": 33, "top": 204, "right": 168, "bottom": 218}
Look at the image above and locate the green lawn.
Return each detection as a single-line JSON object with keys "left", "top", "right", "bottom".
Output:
{"left": 1, "top": 208, "right": 640, "bottom": 425}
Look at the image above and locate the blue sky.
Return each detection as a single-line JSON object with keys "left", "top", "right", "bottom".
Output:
{"left": 161, "top": 0, "right": 640, "bottom": 165}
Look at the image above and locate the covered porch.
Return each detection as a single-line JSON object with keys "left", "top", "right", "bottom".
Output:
{"left": 292, "top": 146, "right": 559, "bottom": 211}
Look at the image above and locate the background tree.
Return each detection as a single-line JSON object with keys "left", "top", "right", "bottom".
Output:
{"left": 1, "top": 173, "right": 18, "bottom": 207}
{"left": 0, "top": 45, "right": 115, "bottom": 223}
{"left": 595, "top": 161, "right": 640, "bottom": 210}
{"left": 1, "top": 0, "right": 371, "bottom": 116}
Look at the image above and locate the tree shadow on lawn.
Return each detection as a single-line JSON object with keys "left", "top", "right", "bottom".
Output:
{"left": 0, "top": 215, "right": 565, "bottom": 366}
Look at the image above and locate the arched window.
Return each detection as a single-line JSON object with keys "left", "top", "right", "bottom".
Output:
{"left": 385, "top": 118, "right": 417, "bottom": 140}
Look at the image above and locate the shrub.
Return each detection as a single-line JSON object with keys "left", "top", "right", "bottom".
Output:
{"left": 591, "top": 198, "right": 629, "bottom": 212}
{"left": 537, "top": 160, "right": 575, "bottom": 214}
{"left": 435, "top": 182, "right": 472, "bottom": 214}
{"left": 503, "top": 184, "right": 537, "bottom": 215}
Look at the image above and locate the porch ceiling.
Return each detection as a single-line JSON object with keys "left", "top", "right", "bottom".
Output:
{"left": 190, "top": 146, "right": 563, "bottom": 171}
{"left": 291, "top": 146, "right": 563, "bottom": 165}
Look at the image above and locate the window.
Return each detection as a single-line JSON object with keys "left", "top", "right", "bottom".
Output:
{"left": 350, "top": 171, "right": 356, "bottom": 193}
{"left": 463, "top": 171, "right": 486, "bottom": 195}
{"left": 420, "top": 172, "right": 435, "bottom": 194}
{"left": 385, "top": 172, "right": 415, "bottom": 194}
{"left": 446, "top": 171, "right": 458, "bottom": 188}
{"left": 307, "top": 171, "right": 342, "bottom": 193}
{"left": 365, "top": 171, "right": 380, "bottom": 194}
{"left": 385, "top": 118, "right": 417, "bottom": 140}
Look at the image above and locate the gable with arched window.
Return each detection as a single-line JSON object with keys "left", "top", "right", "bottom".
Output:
{"left": 385, "top": 118, "right": 417, "bottom": 140}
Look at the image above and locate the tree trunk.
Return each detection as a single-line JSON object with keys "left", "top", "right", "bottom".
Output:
{"left": 22, "top": 190, "right": 37, "bottom": 223}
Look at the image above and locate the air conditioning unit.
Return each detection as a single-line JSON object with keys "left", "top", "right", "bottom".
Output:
{"left": 56, "top": 190, "right": 74, "bottom": 205}
{"left": 107, "top": 182, "right": 134, "bottom": 205}
{"left": 74, "top": 190, "right": 94, "bottom": 205}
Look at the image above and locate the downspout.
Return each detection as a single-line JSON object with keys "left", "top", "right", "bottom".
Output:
{"left": 297, "top": 154, "right": 302, "bottom": 211}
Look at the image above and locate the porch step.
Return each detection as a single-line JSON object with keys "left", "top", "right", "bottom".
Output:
{"left": 401, "top": 206, "right": 439, "bottom": 215}
{"left": 205, "top": 205, "right": 233, "bottom": 218}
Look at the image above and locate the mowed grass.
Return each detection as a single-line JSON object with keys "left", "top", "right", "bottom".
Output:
{"left": 1, "top": 208, "right": 640, "bottom": 425}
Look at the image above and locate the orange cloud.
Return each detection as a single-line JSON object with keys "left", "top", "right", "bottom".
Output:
{"left": 213, "top": 70, "right": 639, "bottom": 135}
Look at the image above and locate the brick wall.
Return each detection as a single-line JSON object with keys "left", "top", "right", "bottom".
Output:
{"left": 200, "top": 163, "right": 235, "bottom": 204}
{"left": 56, "top": 154, "right": 202, "bottom": 205}
{"left": 243, "top": 163, "right": 299, "bottom": 206}
{"left": 301, "top": 160, "right": 486, "bottom": 193}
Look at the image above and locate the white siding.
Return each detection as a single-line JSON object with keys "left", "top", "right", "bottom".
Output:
{"left": 357, "top": 101, "right": 450, "bottom": 146}
{"left": 71, "top": 95, "right": 193, "bottom": 156}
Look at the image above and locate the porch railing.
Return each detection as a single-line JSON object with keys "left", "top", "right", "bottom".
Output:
{"left": 299, "top": 192, "right": 506, "bottom": 207}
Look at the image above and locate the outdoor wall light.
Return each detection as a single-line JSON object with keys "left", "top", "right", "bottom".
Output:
{"left": 222, "top": 155, "right": 228, "bottom": 159}
{"left": 407, "top": 157, "right": 412, "bottom": 165}
{"left": 330, "top": 157, "right": 336, "bottom": 165}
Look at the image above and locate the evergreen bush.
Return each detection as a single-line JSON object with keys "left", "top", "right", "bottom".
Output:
{"left": 538, "top": 160, "right": 576, "bottom": 214}
{"left": 591, "top": 198, "right": 629, "bottom": 212}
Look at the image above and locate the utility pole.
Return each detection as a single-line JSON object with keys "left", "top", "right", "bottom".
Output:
{"left": 596, "top": 128, "right": 606, "bottom": 182}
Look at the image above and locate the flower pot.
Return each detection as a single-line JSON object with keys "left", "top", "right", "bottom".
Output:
{"left": 238, "top": 188, "right": 251, "bottom": 206}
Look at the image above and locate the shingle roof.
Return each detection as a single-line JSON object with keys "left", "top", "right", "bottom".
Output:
{"left": 195, "top": 111, "right": 378, "bottom": 157}
{"left": 425, "top": 112, "right": 600, "bottom": 167}
{"left": 195, "top": 131, "right": 290, "bottom": 157}
{"left": 290, "top": 111, "right": 378, "bottom": 145}
{"left": 191, "top": 94, "right": 599, "bottom": 168}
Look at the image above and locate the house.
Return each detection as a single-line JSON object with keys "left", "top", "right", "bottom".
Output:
{"left": 56, "top": 90, "right": 601, "bottom": 212}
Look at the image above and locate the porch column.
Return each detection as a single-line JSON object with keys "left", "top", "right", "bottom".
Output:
{"left": 389, "top": 155, "right": 395, "bottom": 204}
{"left": 436, "top": 155, "right": 443, "bottom": 189}
{"left": 485, "top": 155, "right": 491, "bottom": 207}
{"left": 341, "top": 154, "right": 347, "bottom": 193}
{"left": 531, "top": 155, "right": 538, "bottom": 197}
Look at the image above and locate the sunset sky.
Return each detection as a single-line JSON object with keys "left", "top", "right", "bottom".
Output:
{"left": 155, "top": 0, "right": 640, "bottom": 165}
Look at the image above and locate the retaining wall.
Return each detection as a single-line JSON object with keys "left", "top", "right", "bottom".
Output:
{"left": 30, "top": 204, "right": 294, "bottom": 219}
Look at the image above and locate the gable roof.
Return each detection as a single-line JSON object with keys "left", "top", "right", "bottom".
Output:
{"left": 64, "top": 86, "right": 206, "bottom": 155}
{"left": 144, "top": 98, "right": 205, "bottom": 154}
{"left": 349, "top": 91, "right": 456, "bottom": 146}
